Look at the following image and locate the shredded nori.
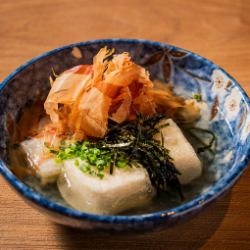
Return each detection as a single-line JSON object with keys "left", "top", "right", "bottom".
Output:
{"left": 97, "top": 113, "right": 184, "bottom": 199}
{"left": 182, "top": 126, "right": 217, "bottom": 155}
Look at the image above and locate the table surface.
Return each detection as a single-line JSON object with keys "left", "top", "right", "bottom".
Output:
{"left": 0, "top": 0, "right": 250, "bottom": 249}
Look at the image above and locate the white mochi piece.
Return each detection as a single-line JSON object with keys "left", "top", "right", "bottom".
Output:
{"left": 38, "top": 158, "right": 62, "bottom": 185}
{"left": 21, "top": 138, "right": 62, "bottom": 185}
{"left": 21, "top": 138, "right": 44, "bottom": 166}
{"left": 57, "top": 159, "right": 156, "bottom": 215}
{"left": 154, "top": 119, "right": 202, "bottom": 184}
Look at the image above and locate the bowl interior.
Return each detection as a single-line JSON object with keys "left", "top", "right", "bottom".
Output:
{"left": 0, "top": 40, "right": 249, "bottom": 215}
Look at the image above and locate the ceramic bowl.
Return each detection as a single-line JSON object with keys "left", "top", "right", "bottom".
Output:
{"left": 0, "top": 39, "right": 249, "bottom": 233}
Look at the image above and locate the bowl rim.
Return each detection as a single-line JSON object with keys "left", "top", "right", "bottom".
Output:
{"left": 0, "top": 38, "right": 250, "bottom": 223}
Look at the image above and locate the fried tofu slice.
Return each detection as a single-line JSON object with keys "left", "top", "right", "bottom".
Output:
{"left": 57, "top": 159, "right": 156, "bottom": 214}
{"left": 154, "top": 119, "right": 202, "bottom": 184}
{"left": 21, "top": 138, "right": 62, "bottom": 185}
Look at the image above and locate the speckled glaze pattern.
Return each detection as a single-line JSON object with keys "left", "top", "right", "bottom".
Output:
{"left": 0, "top": 39, "right": 249, "bottom": 233}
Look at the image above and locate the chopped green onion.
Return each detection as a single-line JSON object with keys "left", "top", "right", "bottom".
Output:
{"left": 74, "top": 159, "right": 79, "bottom": 167}
{"left": 193, "top": 93, "right": 202, "bottom": 102}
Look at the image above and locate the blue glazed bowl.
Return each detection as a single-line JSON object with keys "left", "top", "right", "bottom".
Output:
{"left": 0, "top": 39, "right": 249, "bottom": 232}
